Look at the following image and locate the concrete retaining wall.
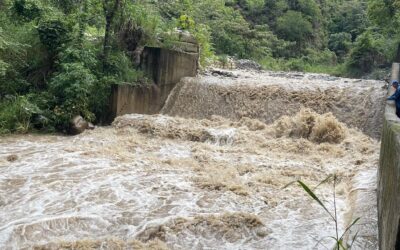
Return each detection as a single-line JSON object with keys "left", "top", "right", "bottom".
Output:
{"left": 378, "top": 63, "right": 400, "bottom": 250}
{"left": 110, "top": 47, "right": 198, "bottom": 118}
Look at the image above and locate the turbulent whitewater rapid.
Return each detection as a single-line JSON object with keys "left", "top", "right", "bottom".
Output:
{"left": 0, "top": 70, "right": 386, "bottom": 249}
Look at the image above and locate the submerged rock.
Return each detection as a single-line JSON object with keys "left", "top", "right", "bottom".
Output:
{"left": 69, "top": 116, "right": 94, "bottom": 135}
{"left": 6, "top": 154, "right": 18, "bottom": 162}
{"left": 235, "top": 59, "right": 262, "bottom": 71}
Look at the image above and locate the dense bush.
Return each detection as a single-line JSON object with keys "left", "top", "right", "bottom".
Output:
{"left": 347, "top": 31, "right": 387, "bottom": 74}
{"left": 328, "top": 1, "right": 368, "bottom": 41}
{"left": 49, "top": 62, "right": 95, "bottom": 127}
{"left": 0, "top": 96, "right": 41, "bottom": 134}
{"left": 12, "top": 0, "right": 43, "bottom": 22}
{"left": 37, "top": 19, "right": 72, "bottom": 54}
{"left": 276, "top": 11, "right": 312, "bottom": 44}
{"left": 328, "top": 32, "right": 352, "bottom": 59}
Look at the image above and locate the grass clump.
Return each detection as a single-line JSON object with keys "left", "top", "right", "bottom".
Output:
{"left": 285, "top": 174, "right": 360, "bottom": 249}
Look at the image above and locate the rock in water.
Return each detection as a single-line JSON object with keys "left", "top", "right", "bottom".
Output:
{"left": 69, "top": 115, "right": 89, "bottom": 135}
{"left": 235, "top": 59, "right": 262, "bottom": 71}
{"left": 6, "top": 155, "right": 18, "bottom": 162}
{"left": 87, "top": 122, "right": 95, "bottom": 130}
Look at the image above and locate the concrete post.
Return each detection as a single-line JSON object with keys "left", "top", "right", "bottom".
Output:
{"left": 394, "top": 44, "right": 400, "bottom": 63}
{"left": 391, "top": 63, "right": 400, "bottom": 84}
{"left": 388, "top": 63, "right": 400, "bottom": 94}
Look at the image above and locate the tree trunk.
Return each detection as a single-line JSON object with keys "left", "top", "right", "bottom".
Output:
{"left": 395, "top": 43, "right": 400, "bottom": 63}
{"left": 102, "top": 0, "right": 121, "bottom": 72}
{"left": 77, "top": 0, "right": 88, "bottom": 47}
{"left": 103, "top": 16, "right": 112, "bottom": 71}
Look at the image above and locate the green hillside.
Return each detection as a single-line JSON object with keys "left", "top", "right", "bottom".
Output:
{"left": 0, "top": 0, "right": 398, "bottom": 133}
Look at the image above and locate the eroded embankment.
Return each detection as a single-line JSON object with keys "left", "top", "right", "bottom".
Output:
{"left": 0, "top": 110, "right": 379, "bottom": 249}
{"left": 162, "top": 70, "right": 386, "bottom": 139}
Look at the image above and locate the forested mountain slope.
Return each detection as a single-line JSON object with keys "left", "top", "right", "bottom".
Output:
{"left": 0, "top": 0, "right": 397, "bottom": 133}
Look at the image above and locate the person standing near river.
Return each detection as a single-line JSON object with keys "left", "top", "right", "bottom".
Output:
{"left": 387, "top": 80, "right": 400, "bottom": 117}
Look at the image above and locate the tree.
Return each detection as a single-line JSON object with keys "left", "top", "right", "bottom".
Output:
{"left": 276, "top": 10, "right": 312, "bottom": 45}
{"left": 329, "top": 1, "right": 368, "bottom": 41}
{"left": 347, "top": 31, "right": 386, "bottom": 73}
{"left": 328, "top": 32, "right": 352, "bottom": 59}
{"left": 368, "top": 0, "right": 398, "bottom": 32}
{"left": 102, "top": 0, "right": 121, "bottom": 72}
{"left": 11, "top": 0, "right": 42, "bottom": 22}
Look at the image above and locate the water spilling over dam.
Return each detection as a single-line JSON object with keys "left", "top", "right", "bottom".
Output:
{"left": 0, "top": 70, "right": 386, "bottom": 249}
{"left": 163, "top": 70, "right": 386, "bottom": 139}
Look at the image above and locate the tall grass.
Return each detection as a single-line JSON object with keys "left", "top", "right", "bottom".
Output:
{"left": 259, "top": 56, "right": 348, "bottom": 76}
{"left": 285, "top": 174, "right": 359, "bottom": 249}
{"left": 0, "top": 96, "right": 40, "bottom": 134}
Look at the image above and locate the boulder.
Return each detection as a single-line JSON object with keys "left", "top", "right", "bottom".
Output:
{"left": 161, "top": 30, "right": 199, "bottom": 54}
{"left": 6, "top": 154, "right": 18, "bottom": 162}
{"left": 172, "top": 41, "right": 199, "bottom": 53}
{"left": 177, "top": 30, "right": 197, "bottom": 44}
{"left": 69, "top": 115, "right": 90, "bottom": 135}
{"left": 235, "top": 59, "right": 262, "bottom": 71}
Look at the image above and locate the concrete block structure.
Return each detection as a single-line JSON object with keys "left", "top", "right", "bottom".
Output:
{"left": 378, "top": 63, "right": 400, "bottom": 250}
{"left": 110, "top": 45, "right": 198, "bottom": 118}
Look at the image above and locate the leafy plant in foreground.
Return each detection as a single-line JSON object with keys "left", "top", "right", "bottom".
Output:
{"left": 285, "top": 174, "right": 360, "bottom": 249}
{"left": 0, "top": 96, "right": 41, "bottom": 134}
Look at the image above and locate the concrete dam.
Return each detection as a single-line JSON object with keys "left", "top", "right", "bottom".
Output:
{"left": 0, "top": 50, "right": 396, "bottom": 249}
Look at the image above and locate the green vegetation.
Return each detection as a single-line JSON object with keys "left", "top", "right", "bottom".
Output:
{"left": 0, "top": 0, "right": 398, "bottom": 134}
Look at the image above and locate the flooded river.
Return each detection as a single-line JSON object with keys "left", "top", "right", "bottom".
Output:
{"left": 0, "top": 70, "right": 386, "bottom": 249}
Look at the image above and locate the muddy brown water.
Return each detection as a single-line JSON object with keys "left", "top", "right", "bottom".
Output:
{"left": 0, "top": 70, "right": 385, "bottom": 249}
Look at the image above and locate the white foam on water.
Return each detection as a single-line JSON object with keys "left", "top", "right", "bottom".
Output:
{"left": 206, "top": 128, "right": 236, "bottom": 146}
{"left": 0, "top": 70, "right": 383, "bottom": 249}
{"left": 158, "top": 143, "right": 192, "bottom": 159}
